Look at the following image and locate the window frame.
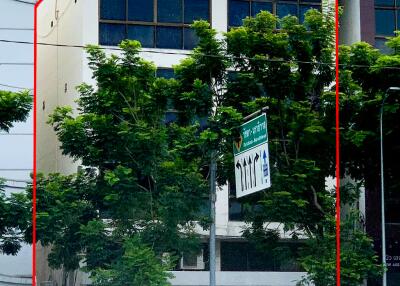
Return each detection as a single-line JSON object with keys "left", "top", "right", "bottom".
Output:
{"left": 374, "top": 1, "right": 400, "bottom": 51}
{"left": 98, "top": 0, "right": 212, "bottom": 49}
{"left": 227, "top": 0, "right": 322, "bottom": 28}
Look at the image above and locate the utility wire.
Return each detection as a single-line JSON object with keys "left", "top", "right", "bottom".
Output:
{"left": 8, "top": 0, "right": 35, "bottom": 5}
{"left": 0, "top": 184, "right": 26, "bottom": 190}
{"left": 0, "top": 133, "right": 33, "bottom": 135}
{"left": 0, "top": 62, "right": 33, "bottom": 66}
{"left": 1, "top": 178, "right": 31, "bottom": 183}
{"left": 1, "top": 38, "right": 400, "bottom": 70}
{"left": 0, "top": 27, "right": 33, "bottom": 31}
{"left": 0, "top": 83, "right": 32, "bottom": 90}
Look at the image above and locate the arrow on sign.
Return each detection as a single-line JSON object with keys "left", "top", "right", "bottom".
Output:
{"left": 253, "top": 153, "right": 259, "bottom": 187}
{"left": 236, "top": 161, "right": 243, "bottom": 192}
{"left": 263, "top": 150, "right": 267, "bottom": 164}
{"left": 243, "top": 158, "right": 248, "bottom": 190}
{"left": 248, "top": 156, "right": 253, "bottom": 188}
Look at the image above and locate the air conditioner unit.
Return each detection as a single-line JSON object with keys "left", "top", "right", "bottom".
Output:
{"left": 180, "top": 250, "right": 205, "bottom": 270}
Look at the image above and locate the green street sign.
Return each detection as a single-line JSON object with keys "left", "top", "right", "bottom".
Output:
{"left": 233, "top": 114, "right": 268, "bottom": 155}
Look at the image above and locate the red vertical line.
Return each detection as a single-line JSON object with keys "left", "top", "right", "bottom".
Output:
{"left": 335, "top": 0, "right": 341, "bottom": 285}
{"left": 33, "top": 1, "right": 44, "bottom": 285}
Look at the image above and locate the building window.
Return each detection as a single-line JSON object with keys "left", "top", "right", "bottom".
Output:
{"left": 228, "top": 0, "right": 322, "bottom": 28}
{"left": 99, "top": 0, "right": 209, "bottom": 49}
{"left": 220, "top": 241, "right": 303, "bottom": 271}
{"left": 374, "top": 0, "right": 400, "bottom": 52}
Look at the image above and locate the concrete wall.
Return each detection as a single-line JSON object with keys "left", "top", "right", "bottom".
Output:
{"left": 169, "top": 271, "right": 306, "bottom": 286}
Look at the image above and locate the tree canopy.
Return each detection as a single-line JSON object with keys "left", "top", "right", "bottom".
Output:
{"left": 34, "top": 8, "right": 385, "bottom": 286}
{"left": 0, "top": 89, "right": 32, "bottom": 255}
{"left": 0, "top": 90, "right": 31, "bottom": 132}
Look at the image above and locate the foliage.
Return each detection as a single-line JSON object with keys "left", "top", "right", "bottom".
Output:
{"left": 337, "top": 32, "right": 400, "bottom": 285}
{"left": 36, "top": 40, "right": 208, "bottom": 283}
{"left": 0, "top": 89, "right": 31, "bottom": 255}
{"left": 91, "top": 237, "right": 173, "bottom": 286}
{"left": 34, "top": 8, "right": 387, "bottom": 285}
{"left": 0, "top": 179, "right": 30, "bottom": 255}
{"left": 0, "top": 90, "right": 31, "bottom": 132}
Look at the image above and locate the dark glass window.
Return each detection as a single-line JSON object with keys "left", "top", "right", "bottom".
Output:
{"left": 184, "top": 0, "right": 210, "bottom": 24}
{"left": 128, "top": 0, "right": 154, "bottom": 21}
{"left": 251, "top": 1, "right": 273, "bottom": 16}
{"left": 299, "top": 4, "right": 320, "bottom": 23}
{"left": 158, "top": 0, "right": 183, "bottom": 23}
{"left": 100, "top": 0, "right": 126, "bottom": 20}
{"left": 184, "top": 28, "right": 200, "bottom": 50}
{"left": 156, "top": 68, "right": 175, "bottom": 79}
{"left": 229, "top": 0, "right": 250, "bottom": 27}
{"left": 127, "top": 25, "right": 154, "bottom": 48}
{"left": 277, "top": 3, "right": 298, "bottom": 19}
{"left": 157, "top": 27, "right": 182, "bottom": 49}
{"left": 228, "top": 0, "right": 322, "bottom": 27}
{"left": 220, "top": 241, "right": 303, "bottom": 271}
{"left": 99, "top": 23, "right": 125, "bottom": 46}
{"left": 99, "top": 0, "right": 210, "bottom": 49}
{"left": 375, "top": 38, "right": 393, "bottom": 54}
{"left": 374, "top": 0, "right": 400, "bottom": 52}
{"left": 375, "top": 9, "right": 396, "bottom": 36}
{"left": 229, "top": 200, "right": 243, "bottom": 221}
{"left": 375, "top": 0, "right": 395, "bottom": 6}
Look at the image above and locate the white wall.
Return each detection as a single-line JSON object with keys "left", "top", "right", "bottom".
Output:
{"left": 0, "top": 0, "right": 33, "bottom": 280}
{"left": 169, "top": 271, "right": 307, "bottom": 286}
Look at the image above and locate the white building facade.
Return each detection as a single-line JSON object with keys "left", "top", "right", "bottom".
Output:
{"left": 0, "top": 0, "right": 34, "bottom": 285}
{"left": 36, "top": 1, "right": 325, "bottom": 285}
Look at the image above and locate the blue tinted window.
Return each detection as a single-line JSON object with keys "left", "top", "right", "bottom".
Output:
{"left": 184, "top": 0, "right": 210, "bottom": 24}
{"left": 375, "top": 9, "right": 395, "bottom": 35}
{"left": 300, "top": 5, "right": 320, "bottom": 23}
{"left": 375, "top": 38, "right": 392, "bottom": 54}
{"left": 158, "top": 0, "right": 183, "bottom": 23}
{"left": 398, "top": 10, "right": 400, "bottom": 30}
{"left": 156, "top": 27, "right": 182, "bottom": 49}
{"left": 375, "top": 0, "right": 395, "bottom": 6}
{"left": 184, "top": 28, "right": 199, "bottom": 50}
{"left": 156, "top": 68, "right": 175, "bottom": 79}
{"left": 277, "top": 3, "right": 297, "bottom": 19}
{"left": 127, "top": 25, "right": 154, "bottom": 48}
{"left": 99, "top": 23, "right": 126, "bottom": 46}
{"left": 251, "top": 1, "right": 273, "bottom": 17}
{"left": 100, "top": 0, "right": 126, "bottom": 20}
{"left": 128, "top": 0, "right": 154, "bottom": 21}
{"left": 165, "top": 111, "right": 178, "bottom": 124}
{"left": 229, "top": 0, "right": 250, "bottom": 27}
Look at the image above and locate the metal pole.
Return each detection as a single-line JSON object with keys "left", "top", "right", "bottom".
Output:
{"left": 379, "top": 87, "right": 400, "bottom": 286}
{"left": 209, "top": 151, "right": 217, "bottom": 286}
{"left": 380, "top": 95, "right": 387, "bottom": 286}
{"left": 380, "top": 107, "right": 387, "bottom": 286}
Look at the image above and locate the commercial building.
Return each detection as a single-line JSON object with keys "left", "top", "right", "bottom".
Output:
{"left": 0, "top": 0, "right": 34, "bottom": 285}
{"left": 37, "top": 1, "right": 328, "bottom": 286}
{"left": 340, "top": 1, "right": 400, "bottom": 285}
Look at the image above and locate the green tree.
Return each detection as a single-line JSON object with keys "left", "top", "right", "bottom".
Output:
{"left": 35, "top": 9, "right": 383, "bottom": 286}
{"left": 0, "top": 90, "right": 31, "bottom": 255}
{"left": 338, "top": 35, "right": 400, "bottom": 284}
{"left": 0, "top": 90, "right": 31, "bottom": 132}
{"left": 91, "top": 237, "right": 173, "bottom": 286}
{"left": 0, "top": 180, "right": 30, "bottom": 255}
{"left": 35, "top": 41, "right": 209, "bottom": 284}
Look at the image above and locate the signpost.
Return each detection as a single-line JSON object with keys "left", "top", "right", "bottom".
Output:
{"left": 234, "top": 113, "right": 271, "bottom": 198}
